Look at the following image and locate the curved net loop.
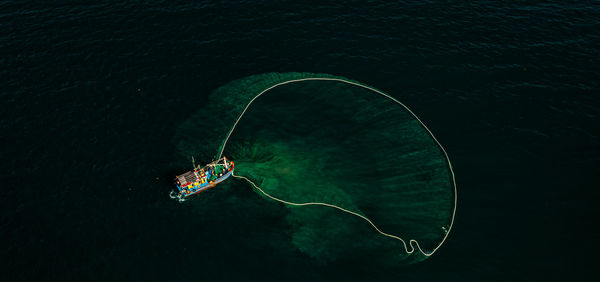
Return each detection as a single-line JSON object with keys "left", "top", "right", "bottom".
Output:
{"left": 175, "top": 73, "right": 456, "bottom": 264}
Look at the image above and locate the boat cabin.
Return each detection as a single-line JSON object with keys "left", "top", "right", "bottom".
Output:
{"left": 176, "top": 171, "right": 199, "bottom": 187}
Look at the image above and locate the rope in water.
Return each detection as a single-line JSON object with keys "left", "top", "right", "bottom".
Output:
{"left": 219, "top": 77, "right": 457, "bottom": 257}
{"left": 233, "top": 172, "right": 434, "bottom": 256}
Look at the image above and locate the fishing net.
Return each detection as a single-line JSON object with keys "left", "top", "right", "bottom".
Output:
{"left": 175, "top": 73, "right": 455, "bottom": 264}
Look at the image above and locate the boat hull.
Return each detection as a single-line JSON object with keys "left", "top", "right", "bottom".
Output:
{"left": 176, "top": 169, "right": 233, "bottom": 198}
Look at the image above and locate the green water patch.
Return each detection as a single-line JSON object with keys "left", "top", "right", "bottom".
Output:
{"left": 175, "top": 73, "right": 455, "bottom": 264}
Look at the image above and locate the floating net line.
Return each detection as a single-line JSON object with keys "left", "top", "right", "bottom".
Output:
{"left": 215, "top": 76, "right": 457, "bottom": 257}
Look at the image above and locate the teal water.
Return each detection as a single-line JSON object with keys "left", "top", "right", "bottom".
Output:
{"left": 1, "top": 2, "right": 599, "bottom": 281}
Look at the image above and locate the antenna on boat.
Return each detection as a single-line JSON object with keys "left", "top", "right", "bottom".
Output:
{"left": 192, "top": 156, "right": 196, "bottom": 170}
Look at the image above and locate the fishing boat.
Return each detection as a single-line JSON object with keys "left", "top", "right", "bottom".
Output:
{"left": 171, "top": 157, "right": 234, "bottom": 201}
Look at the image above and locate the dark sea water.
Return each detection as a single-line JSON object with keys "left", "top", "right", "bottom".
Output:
{"left": 1, "top": 1, "right": 599, "bottom": 281}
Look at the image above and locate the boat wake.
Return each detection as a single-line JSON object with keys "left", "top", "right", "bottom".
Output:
{"left": 169, "top": 190, "right": 187, "bottom": 202}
